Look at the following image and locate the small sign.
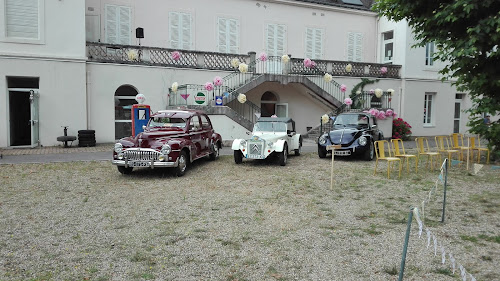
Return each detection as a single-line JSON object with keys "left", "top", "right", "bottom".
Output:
{"left": 215, "top": 96, "right": 223, "bottom": 106}
{"left": 327, "top": 145, "right": 341, "bottom": 151}
{"left": 195, "top": 92, "right": 206, "bottom": 105}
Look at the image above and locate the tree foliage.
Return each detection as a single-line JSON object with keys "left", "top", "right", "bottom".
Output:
{"left": 373, "top": 0, "right": 500, "bottom": 159}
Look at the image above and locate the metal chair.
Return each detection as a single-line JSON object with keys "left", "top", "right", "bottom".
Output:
{"left": 374, "top": 140, "right": 402, "bottom": 179}
{"left": 435, "top": 136, "right": 460, "bottom": 168}
{"left": 391, "top": 138, "right": 418, "bottom": 172}
{"left": 450, "top": 133, "right": 470, "bottom": 161}
{"left": 415, "top": 137, "right": 442, "bottom": 170}
{"left": 470, "top": 135, "right": 490, "bottom": 164}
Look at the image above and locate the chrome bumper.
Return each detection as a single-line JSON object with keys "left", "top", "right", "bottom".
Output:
{"left": 111, "top": 158, "right": 179, "bottom": 168}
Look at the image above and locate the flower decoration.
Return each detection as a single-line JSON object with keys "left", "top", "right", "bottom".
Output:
{"left": 321, "top": 114, "right": 329, "bottom": 124}
{"left": 356, "top": 90, "right": 361, "bottom": 95}
{"left": 392, "top": 117, "right": 412, "bottom": 140}
{"left": 231, "top": 58, "right": 240, "bottom": 68}
{"left": 259, "top": 52, "right": 268, "bottom": 61}
{"left": 368, "top": 108, "right": 379, "bottom": 116}
{"left": 344, "top": 98, "right": 353, "bottom": 106}
{"left": 340, "top": 84, "right": 347, "bottom": 93}
{"left": 323, "top": 73, "right": 333, "bottom": 83}
{"left": 369, "top": 89, "right": 375, "bottom": 95}
{"left": 303, "top": 58, "right": 312, "bottom": 67}
{"left": 238, "top": 63, "right": 248, "bottom": 73}
{"left": 375, "top": 88, "right": 383, "bottom": 98}
{"left": 311, "top": 61, "right": 316, "bottom": 68}
{"left": 377, "top": 110, "right": 386, "bottom": 120}
{"left": 345, "top": 64, "right": 352, "bottom": 72}
{"left": 387, "top": 89, "right": 395, "bottom": 96}
{"left": 380, "top": 66, "right": 388, "bottom": 74}
{"left": 204, "top": 82, "right": 214, "bottom": 91}
{"left": 213, "top": 76, "right": 223, "bottom": 87}
{"left": 271, "top": 114, "right": 278, "bottom": 118}
{"left": 237, "top": 93, "right": 246, "bottom": 103}
{"left": 282, "top": 54, "right": 290, "bottom": 63}
{"left": 171, "top": 51, "right": 181, "bottom": 61}
{"left": 127, "top": 49, "right": 138, "bottom": 61}
{"left": 171, "top": 82, "right": 178, "bottom": 93}
{"left": 385, "top": 109, "right": 394, "bottom": 117}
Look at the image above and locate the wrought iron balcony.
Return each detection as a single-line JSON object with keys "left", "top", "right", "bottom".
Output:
{"left": 86, "top": 42, "right": 401, "bottom": 78}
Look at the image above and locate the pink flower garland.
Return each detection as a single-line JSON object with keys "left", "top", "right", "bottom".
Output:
{"left": 380, "top": 66, "right": 388, "bottom": 74}
{"left": 304, "top": 58, "right": 314, "bottom": 68}
{"left": 259, "top": 52, "right": 268, "bottom": 61}
{"left": 340, "top": 84, "right": 347, "bottom": 93}
{"left": 171, "top": 51, "right": 181, "bottom": 61}
{"left": 204, "top": 82, "right": 214, "bottom": 91}
{"left": 213, "top": 76, "right": 223, "bottom": 87}
{"left": 344, "top": 98, "right": 352, "bottom": 106}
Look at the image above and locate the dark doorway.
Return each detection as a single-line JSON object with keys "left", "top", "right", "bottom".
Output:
{"left": 115, "top": 85, "right": 139, "bottom": 139}
{"left": 9, "top": 91, "right": 31, "bottom": 146}
{"left": 260, "top": 91, "right": 278, "bottom": 117}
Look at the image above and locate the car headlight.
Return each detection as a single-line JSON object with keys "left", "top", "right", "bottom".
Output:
{"left": 358, "top": 136, "right": 367, "bottom": 146}
{"left": 240, "top": 140, "right": 247, "bottom": 146}
{"left": 161, "top": 144, "right": 171, "bottom": 155}
{"left": 114, "top": 143, "right": 123, "bottom": 153}
{"left": 318, "top": 135, "right": 327, "bottom": 145}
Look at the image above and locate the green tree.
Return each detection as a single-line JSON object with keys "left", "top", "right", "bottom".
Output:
{"left": 373, "top": 0, "right": 500, "bottom": 160}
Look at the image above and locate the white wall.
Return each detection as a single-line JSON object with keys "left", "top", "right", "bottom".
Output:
{"left": 0, "top": 58, "right": 87, "bottom": 147}
{"left": 209, "top": 115, "right": 250, "bottom": 143}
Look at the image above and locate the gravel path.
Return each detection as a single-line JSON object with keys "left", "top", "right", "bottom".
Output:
{"left": 0, "top": 153, "right": 498, "bottom": 281}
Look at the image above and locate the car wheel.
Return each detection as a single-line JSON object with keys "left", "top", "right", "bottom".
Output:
{"left": 209, "top": 142, "right": 219, "bottom": 161}
{"left": 364, "top": 141, "right": 374, "bottom": 161}
{"left": 295, "top": 136, "right": 302, "bottom": 156}
{"left": 234, "top": 150, "right": 243, "bottom": 164}
{"left": 175, "top": 151, "right": 188, "bottom": 177}
{"left": 318, "top": 147, "right": 327, "bottom": 158}
{"left": 279, "top": 144, "right": 287, "bottom": 166}
{"left": 117, "top": 166, "right": 133, "bottom": 174}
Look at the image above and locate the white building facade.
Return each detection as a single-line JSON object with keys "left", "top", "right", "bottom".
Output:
{"left": 0, "top": 0, "right": 471, "bottom": 148}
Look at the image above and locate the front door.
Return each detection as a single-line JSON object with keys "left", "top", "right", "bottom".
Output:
{"left": 8, "top": 88, "right": 40, "bottom": 147}
{"left": 453, "top": 94, "right": 463, "bottom": 133}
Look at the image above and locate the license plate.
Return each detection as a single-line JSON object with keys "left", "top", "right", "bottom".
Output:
{"left": 334, "top": 150, "right": 351, "bottom": 156}
{"left": 129, "top": 161, "right": 151, "bottom": 167}
{"left": 247, "top": 154, "right": 264, "bottom": 159}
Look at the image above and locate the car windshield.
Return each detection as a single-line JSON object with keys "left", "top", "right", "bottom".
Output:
{"left": 253, "top": 121, "right": 287, "bottom": 133}
{"left": 334, "top": 114, "right": 369, "bottom": 127}
{"left": 148, "top": 117, "right": 187, "bottom": 129}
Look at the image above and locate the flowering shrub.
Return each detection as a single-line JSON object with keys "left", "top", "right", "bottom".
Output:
{"left": 392, "top": 118, "right": 412, "bottom": 140}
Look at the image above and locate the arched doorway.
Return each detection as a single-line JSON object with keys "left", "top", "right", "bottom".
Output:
{"left": 114, "top": 85, "right": 138, "bottom": 139}
{"left": 260, "top": 91, "right": 288, "bottom": 117}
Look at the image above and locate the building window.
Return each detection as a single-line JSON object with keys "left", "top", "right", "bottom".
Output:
{"left": 169, "top": 12, "right": 192, "bottom": 50}
{"left": 265, "top": 23, "right": 287, "bottom": 56}
{"left": 105, "top": 4, "right": 131, "bottom": 45}
{"left": 347, "top": 32, "right": 363, "bottom": 62}
{"left": 305, "top": 27, "right": 323, "bottom": 59}
{"left": 4, "top": 0, "right": 44, "bottom": 43}
{"left": 382, "top": 31, "right": 394, "bottom": 63}
{"left": 425, "top": 42, "right": 435, "bottom": 66}
{"left": 423, "top": 92, "right": 435, "bottom": 125}
{"left": 217, "top": 17, "right": 239, "bottom": 53}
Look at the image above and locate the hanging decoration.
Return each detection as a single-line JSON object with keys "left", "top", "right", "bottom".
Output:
{"left": 171, "top": 82, "right": 178, "bottom": 93}
{"left": 171, "top": 51, "right": 181, "bottom": 61}
{"left": 239, "top": 63, "right": 248, "bottom": 73}
{"left": 237, "top": 93, "right": 247, "bottom": 103}
{"left": 281, "top": 54, "right": 290, "bottom": 63}
{"left": 204, "top": 82, "right": 214, "bottom": 91}
{"left": 259, "top": 52, "right": 268, "bottom": 61}
{"left": 231, "top": 58, "right": 240, "bottom": 68}
{"left": 323, "top": 73, "right": 333, "bottom": 83}
{"left": 340, "top": 84, "right": 347, "bottom": 92}
{"left": 213, "top": 76, "right": 223, "bottom": 87}
{"left": 127, "top": 49, "right": 138, "bottom": 61}
{"left": 321, "top": 114, "right": 329, "bottom": 124}
{"left": 344, "top": 98, "right": 353, "bottom": 106}
{"left": 375, "top": 88, "right": 383, "bottom": 98}
{"left": 380, "top": 66, "right": 388, "bottom": 74}
{"left": 345, "top": 64, "right": 352, "bottom": 72}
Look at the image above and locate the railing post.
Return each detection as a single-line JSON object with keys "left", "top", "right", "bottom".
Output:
{"left": 398, "top": 208, "right": 414, "bottom": 281}
{"left": 248, "top": 51, "right": 256, "bottom": 74}
{"left": 441, "top": 158, "right": 448, "bottom": 223}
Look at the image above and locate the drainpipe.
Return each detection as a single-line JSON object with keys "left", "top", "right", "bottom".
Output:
{"left": 86, "top": 70, "right": 91, "bottom": 129}
{"left": 399, "top": 79, "right": 405, "bottom": 119}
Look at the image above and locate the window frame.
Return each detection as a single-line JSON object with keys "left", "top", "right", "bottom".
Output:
{"left": 216, "top": 17, "right": 239, "bottom": 54}
{"left": 347, "top": 32, "right": 363, "bottom": 62}
{"left": 1, "top": 0, "right": 45, "bottom": 44}
{"left": 305, "top": 27, "right": 324, "bottom": 60}
{"left": 423, "top": 92, "right": 435, "bottom": 127}
{"left": 169, "top": 11, "right": 193, "bottom": 50}
{"left": 382, "top": 30, "right": 394, "bottom": 64}
{"left": 105, "top": 4, "right": 131, "bottom": 45}
{"left": 425, "top": 42, "right": 435, "bottom": 66}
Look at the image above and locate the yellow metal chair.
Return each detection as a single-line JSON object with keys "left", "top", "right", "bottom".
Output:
{"left": 435, "top": 136, "right": 460, "bottom": 168}
{"left": 470, "top": 135, "right": 490, "bottom": 164}
{"left": 391, "top": 138, "right": 418, "bottom": 172}
{"left": 374, "top": 140, "right": 402, "bottom": 179}
{"left": 415, "top": 137, "right": 442, "bottom": 170}
{"left": 450, "top": 133, "right": 470, "bottom": 161}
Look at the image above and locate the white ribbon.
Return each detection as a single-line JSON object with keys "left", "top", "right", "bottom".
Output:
{"left": 449, "top": 253, "right": 456, "bottom": 274}
{"left": 421, "top": 201, "right": 426, "bottom": 222}
{"left": 440, "top": 243, "right": 446, "bottom": 264}
{"left": 427, "top": 229, "right": 431, "bottom": 248}
{"left": 413, "top": 208, "right": 423, "bottom": 238}
{"left": 470, "top": 274, "right": 476, "bottom": 281}
{"left": 459, "top": 264, "right": 466, "bottom": 281}
{"left": 433, "top": 235, "right": 437, "bottom": 256}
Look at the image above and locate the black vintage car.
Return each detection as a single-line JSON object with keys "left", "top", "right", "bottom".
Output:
{"left": 317, "top": 112, "right": 384, "bottom": 160}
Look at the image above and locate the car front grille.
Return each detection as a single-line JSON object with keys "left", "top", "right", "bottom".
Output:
{"left": 123, "top": 148, "right": 160, "bottom": 161}
{"left": 247, "top": 140, "right": 264, "bottom": 157}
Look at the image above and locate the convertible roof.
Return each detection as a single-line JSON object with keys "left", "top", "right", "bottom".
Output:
{"left": 258, "top": 117, "right": 294, "bottom": 123}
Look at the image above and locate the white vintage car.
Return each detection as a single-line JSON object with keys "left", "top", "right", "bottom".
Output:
{"left": 232, "top": 117, "right": 302, "bottom": 166}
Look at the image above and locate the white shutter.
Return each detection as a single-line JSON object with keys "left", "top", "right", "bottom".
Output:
{"left": 347, "top": 32, "right": 363, "bottom": 62}
{"left": 119, "top": 6, "right": 131, "bottom": 45}
{"left": 265, "top": 24, "right": 275, "bottom": 55}
{"left": 105, "top": 5, "right": 118, "bottom": 43}
{"left": 228, "top": 19, "right": 239, "bottom": 53}
{"left": 276, "top": 24, "right": 286, "bottom": 56}
{"left": 266, "top": 24, "right": 286, "bottom": 56}
{"left": 314, "top": 29, "right": 323, "bottom": 59}
{"left": 6, "top": 0, "right": 39, "bottom": 39}
{"left": 217, "top": 17, "right": 227, "bottom": 53}
{"left": 305, "top": 28, "right": 313, "bottom": 58}
{"left": 169, "top": 12, "right": 180, "bottom": 48}
{"left": 181, "top": 13, "right": 191, "bottom": 50}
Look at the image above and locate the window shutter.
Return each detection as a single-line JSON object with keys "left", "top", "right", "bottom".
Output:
{"left": 347, "top": 32, "right": 354, "bottom": 61}
{"left": 228, "top": 19, "right": 239, "bottom": 53}
{"left": 119, "top": 6, "right": 131, "bottom": 45}
{"left": 305, "top": 28, "right": 313, "bottom": 58}
{"left": 347, "top": 32, "right": 363, "bottom": 62}
{"left": 276, "top": 25, "right": 286, "bottom": 56}
{"left": 355, "top": 33, "right": 363, "bottom": 62}
{"left": 181, "top": 13, "right": 192, "bottom": 50}
{"left": 169, "top": 12, "right": 180, "bottom": 48}
{"left": 266, "top": 24, "right": 275, "bottom": 55}
{"left": 217, "top": 18, "right": 227, "bottom": 53}
{"left": 105, "top": 5, "right": 118, "bottom": 43}
{"left": 6, "top": 0, "right": 39, "bottom": 39}
{"left": 314, "top": 29, "right": 323, "bottom": 59}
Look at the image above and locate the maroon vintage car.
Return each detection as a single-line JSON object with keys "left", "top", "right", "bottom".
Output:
{"left": 112, "top": 109, "right": 222, "bottom": 176}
